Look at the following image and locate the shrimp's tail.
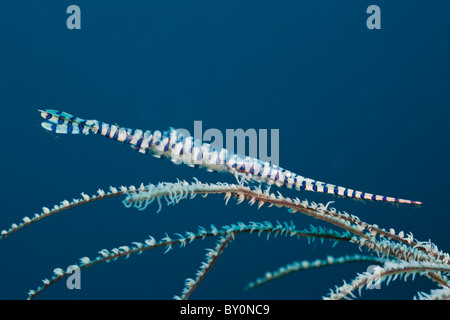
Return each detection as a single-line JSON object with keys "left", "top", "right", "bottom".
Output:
{"left": 297, "top": 179, "right": 424, "bottom": 206}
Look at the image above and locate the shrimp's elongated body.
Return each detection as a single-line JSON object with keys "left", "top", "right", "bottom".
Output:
{"left": 39, "top": 109, "right": 423, "bottom": 205}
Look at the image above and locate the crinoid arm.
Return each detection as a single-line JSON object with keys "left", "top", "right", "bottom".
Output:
{"left": 26, "top": 220, "right": 353, "bottom": 300}
{"left": 5, "top": 178, "right": 445, "bottom": 300}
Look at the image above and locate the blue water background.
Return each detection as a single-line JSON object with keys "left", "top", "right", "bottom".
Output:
{"left": 0, "top": 1, "right": 449, "bottom": 300}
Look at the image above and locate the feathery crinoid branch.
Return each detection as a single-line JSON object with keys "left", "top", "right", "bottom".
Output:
{"left": 244, "top": 254, "right": 387, "bottom": 291}
{"left": 125, "top": 180, "right": 450, "bottom": 299}
{"left": 27, "top": 220, "right": 352, "bottom": 299}
{"left": 174, "top": 233, "right": 235, "bottom": 300}
{"left": 325, "top": 260, "right": 450, "bottom": 300}
{"left": 11, "top": 178, "right": 448, "bottom": 300}
{"left": 415, "top": 286, "right": 450, "bottom": 300}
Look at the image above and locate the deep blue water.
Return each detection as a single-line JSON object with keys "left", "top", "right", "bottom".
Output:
{"left": 0, "top": 1, "right": 449, "bottom": 300}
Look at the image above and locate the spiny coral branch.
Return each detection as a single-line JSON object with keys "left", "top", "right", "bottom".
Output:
{"left": 5, "top": 179, "right": 446, "bottom": 267}
{"left": 245, "top": 254, "right": 386, "bottom": 291}
{"left": 1, "top": 185, "right": 130, "bottom": 239}
{"left": 415, "top": 286, "right": 450, "bottom": 300}
{"left": 175, "top": 234, "right": 234, "bottom": 300}
{"left": 27, "top": 220, "right": 351, "bottom": 300}
{"left": 8, "top": 179, "right": 447, "bottom": 300}
{"left": 125, "top": 181, "right": 449, "bottom": 267}
{"left": 325, "top": 260, "right": 450, "bottom": 300}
